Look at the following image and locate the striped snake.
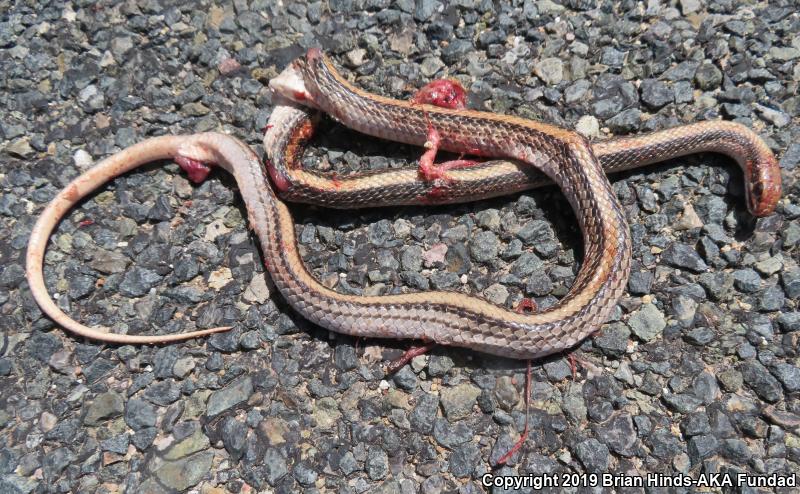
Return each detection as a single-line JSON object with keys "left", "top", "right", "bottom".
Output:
{"left": 26, "top": 50, "right": 780, "bottom": 360}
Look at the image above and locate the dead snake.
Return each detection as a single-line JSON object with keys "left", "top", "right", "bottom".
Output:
{"left": 25, "top": 49, "right": 781, "bottom": 359}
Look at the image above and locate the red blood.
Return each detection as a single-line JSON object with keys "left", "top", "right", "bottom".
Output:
{"left": 307, "top": 47, "right": 323, "bottom": 61}
{"left": 174, "top": 155, "right": 212, "bottom": 184}
{"left": 293, "top": 91, "right": 307, "bottom": 101}
{"left": 426, "top": 185, "right": 450, "bottom": 200}
{"left": 297, "top": 120, "right": 316, "bottom": 140}
{"left": 265, "top": 159, "right": 291, "bottom": 192}
{"left": 411, "top": 79, "right": 467, "bottom": 110}
{"left": 516, "top": 298, "right": 538, "bottom": 314}
{"left": 385, "top": 342, "right": 437, "bottom": 375}
{"left": 568, "top": 353, "right": 578, "bottom": 381}
{"left": 418, "top": 125, "right": 443, "bottom": 181}
{"left": 78, "top": 219, "right": 94, "bottom": 227}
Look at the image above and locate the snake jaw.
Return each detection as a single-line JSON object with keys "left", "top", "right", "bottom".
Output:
{"left": 269, "top": 62, "right": 320, "bottom": 109}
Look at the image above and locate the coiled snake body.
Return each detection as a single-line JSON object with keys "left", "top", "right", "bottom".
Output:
{"left": 26, "top": 50, "right": 781, "bottom": 359}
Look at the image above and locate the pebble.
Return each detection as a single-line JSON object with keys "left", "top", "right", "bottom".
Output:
{"left": 661, "top": 243, "right": 708, "bottom": 273}
{"left": 663, "top": 392, "right": 702, "bottom": 414}
{"left": 684, "top": 327, "right": 715, "bottom": 345}
{"left": 125, "top": 399, "right": 156, "bottom": 430}
{"left": 155, "top": 451, "right": 214, "bottom": 491}
{"left": 694, "top": 62, "right": 723, "bottom": 90}
{"left": 366, "top": 446, "right": 389, "bottom": 480}
{"left": 83, "top": 391, "right": 124, "bottom": 426}
{"left": 594, "top": 413, "right": 637, "bottom": 456}
{"left": 206, "top": 376, "right": 253, "bottom": 417}
{"left": 72, "top": 149, "right": 93, "bottom": 169}
{"left": 575, "top": 115, "right": 600, "bottom": 138}
{"left": 770, "top": 363, "right": 800, "bottom": 393}
{"left": 688, "top": 435, "right": 718, "bottom": 464}
{"left": 573, "top": 438, "right": 609, "bottom": 472}
{"left": 393, "top": 366, "right": 418, "bottom": 391}
{"left": 534, "top": 58, "right": 564, "bottom": 85}
{"left": 681, "top": 412, "right": 711, "bottom": 437}
{"left": 144, "top": 380, "right": 181, "bottom": 406}
{"left": 740, "top": 362, "right": 783, "bottom": 403}
{"left": 640, "top": 79, "right": 673, "bottom": 109}
{"left": 410, "top": 393, "right": 439, "bottom": 433}
{"left": 465, "top": 231, "right": 497, "bottom": 263}
{"left": 628, "top": 303, "right": 666, "bottom": 342}
{"left": 421, "top": 243, "right": 447, "bottom": 268}
{"left": 118, "top": 267, "right": 163, "bottom": 297}
{"left": 440, "top": 383, "right": 480, "bottom": 421}
{"left": 428, "top": 355, "right": 454, "bottom": 377}
{"left": 733, "top": 269, "right": 761, "bottom": 293}
{"left": 780, "top": 268, "right": 800, "bottom": 299}
{"left": 263, "top": 448, "right": 289, "bottom": 486}
{"left": 449, "top": 443, "right": 480, "bottom": 478}
{"left": 484, "top": 283, "right": 509, "bottom": 305}
{"left": 516, "top": 220, "right": 554, "bottom": 245}
{"left": 594, "top": 322, "right": 630, "bottom": 358}
{"left": 542, "top": 359, "right": 571, "bottom": 382}
{"left": 755, "top": 104, "right": 791, "bottom": 127}
{"left": 679, "top": 0, "right": 701, "bottom": 15}
{"left": 607, "top": 108, "right": 641, "bottom": 133}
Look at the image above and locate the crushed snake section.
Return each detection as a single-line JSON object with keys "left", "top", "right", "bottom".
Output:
{"left": 26, "top": 50, "right": 781, "bottom": 361}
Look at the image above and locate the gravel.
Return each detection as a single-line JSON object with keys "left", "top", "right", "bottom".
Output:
{"left": 3, "top": 0, "right": 797, "bottom": 491}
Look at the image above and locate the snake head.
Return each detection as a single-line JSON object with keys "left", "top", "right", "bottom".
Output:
{"left": 269, "top": 57, "right": 320, "bottom": 110}
{"left": 746, "top": 156, "right": 782, "bottom": 217}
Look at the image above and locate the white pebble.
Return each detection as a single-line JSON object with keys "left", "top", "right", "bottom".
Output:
{"left": 73, "top": 149, "right": 93, "bottom": 170}
{"left": 575, "top": 115, "right": 600, "bottom": 139}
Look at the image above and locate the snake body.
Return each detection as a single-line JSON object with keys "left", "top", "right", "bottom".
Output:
{"left": 265, "top": 103, "right": 780, "bottom": 215}
{"left": 274, "top": 50, "right": 634, "bottom": 360}
{"left": 26, "top": 50, "right": 781, "bottom": 360}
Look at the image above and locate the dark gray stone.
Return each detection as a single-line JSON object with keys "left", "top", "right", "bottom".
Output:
{"left": 607, "top": 108, "right": 642, "bottom": 133}
{"left": 119, "top": 267, "right": 163, "bottom": 297}
{"left": 263, "top": 448, "right": 288, "bottom": 486}
{"left": 663, "top": 393, "right": 702, "bottom": 414}
{"left": 662, "top": 243, "right": 708, "bottom": 273}
{"left": 628, "top": 271, "right": 654, "bottom": 295}
{"left": 144, "top": 380, "right": 181, "bottom": 406}
{"left": 733, "top": 269, "right": 761, "bottom": 293}
{"left": 688, "top": 434, "right": 718, "bottom": 464}
{"left": 206, "top": 376, "right": 253, "bottom": 416}
{"left": 409, "top": 393, "right": 439, "bottom": 433}
{"left": 681, "top": 412, "right": 711, "bottom": 437}
{"left": 740, "top": 361, "right": 783, "bottom": 403}
{"left": 771, "top": 363, "right": 800, "bottom": 392}
{"left": 469, "top": 231, "right": 499, "bottom": 262}
{"left": 84, "top": 391, "right": 124, "bottom": 426}
{"left": 593, "top": 413, "right": 637, "bottom": 456}
{"left": 221, "top": 417, "right": 248, "bottom": 461}
{"left": 694, "top": 62, "right": 723, "bottom": 90}
{"left": 366, "top": 446, "right": 388, "bottom": 480}
{"left": 393, "top": 366, "right": 418, "bottom": 391}
{"left": 449, "top": 443, "right": 479, "bottom": 478}
{"left": 100, "top": 433, "right": 130, "bottom": 454}
{"left": 640, "top": 79, "right": 673, "bottom": 109}
{"left": 573, "top": 438, "right": 609, "bottom": 473}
